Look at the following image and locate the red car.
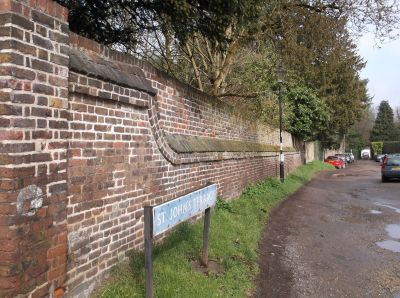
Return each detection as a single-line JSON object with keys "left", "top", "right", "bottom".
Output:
{"left": 324, "top": 156, "right": 345, "bottom": 169}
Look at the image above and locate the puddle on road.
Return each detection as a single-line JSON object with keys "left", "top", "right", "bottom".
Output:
{"left": 393, "top": 293, "right": 400, "bottom": 298}
{"left": 370, "top": 210, "right": 382, "bottom": 214}
{"left": 386, "top": 224, "right": 400, "bottom": 239}
{"left": 375, "top": 203, "right": 400, "bottom": 214}
{"left": 376, "top": 223, "right": 400, "bottom": 253}
{"left": 376, "top": 240, "right": 400, "bottom": 253}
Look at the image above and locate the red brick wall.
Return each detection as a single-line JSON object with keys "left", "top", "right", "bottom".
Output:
{"left": 0, "top": 1, "right": 304, "bottom": 297}
{"left": 0, "top": 0, "right": 69, "bottom": 297}
{"left": 65, "top": 37, "right": 304, "bottom": 296}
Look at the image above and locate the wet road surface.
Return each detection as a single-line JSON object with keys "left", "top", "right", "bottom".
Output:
{"left": 254, "top": 160, "right": 400, "bottom": 298}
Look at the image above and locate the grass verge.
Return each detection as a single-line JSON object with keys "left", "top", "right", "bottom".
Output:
{"left": 94, "top": 161, "right": 333, "bottom": 298}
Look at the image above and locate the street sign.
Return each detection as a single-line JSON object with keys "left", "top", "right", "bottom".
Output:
{"left": 144, "top": 183, "right": 217, "bottom": 298}
{"left": 152, "top": 184, "right": 217, "bottom": 236}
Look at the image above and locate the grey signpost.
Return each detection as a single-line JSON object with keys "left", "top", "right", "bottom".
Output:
{"left": 201, "top": 207, "right": 211, "bottom": 266}
{"left": 144, "top": 183, "right": 217, "bottom": 298}
{"left": 144, "top": 206, "right": 154, "bottom": 298}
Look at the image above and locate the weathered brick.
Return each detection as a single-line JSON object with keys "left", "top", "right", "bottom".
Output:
{"left": 0, "top": 66, "right": 36, "bottom": 80}
{"left": 50, "top": 31, "right": 68, "bottom": 45}
{"left": 0, "top": 91, "right": 10, "bottom": 102}
{"left": 0, "top": 166, "right": 35, "bottom": 178}
{"left": 12, "top": 93, "right": 35, "bottom": 104}
{"left": 0, "top": 40, "right": 36, "bottom": 56}
{"left": 0, "top": 1, "right": 12, "bottom": 12}
{"left": 0, "top": 130, "right": 23, "bottom": 141}
{"left": 11, "top": 13, "right": 34, "bottom": 31}
{"left": 32, "top": 34, "right": 53, "bottom": 50}
{"left": 35, "top": 23, "right": 47, "bottom": 37}
{"left": 50, "top": 53, "right": 68, "bottom": 66}
{"left": 49, "top": 182, "right": 67, "bottom": 194}
{"left": 0, "top": 118, "right": 10, "bottom": 127}
{"left": 33, "top": 83, "right": 54, "bottom": 95}
{"left": 49, "top": 76, "right": 67, "bottom": 88}
{"left": 0, "top": 52, "right": 23, "bottom": 65}
{"left": 49, "top": 120, "right": 67, "bottom": 129}
{"left": 37, "top": 48, "right": 48, "bottom": 60}
{"left": 0, "top": 104, "right": 22, "bottom": 116}
{"left": 10, "top": 118, "right": 35, "bottom": 128}
{"left": 32, "top": 59, "right": 53, "bottom": 73}
{"left": 32, "top": 130, "right": 52, "bottom": 139}
{"left": 31, "top": 10, "right": 54, "bottom": 29}
{"left": 10, "top": 26, "right": 23, "bottom": 40}
{"left": 31, "top": 107, "right": 51, "bottom": 117}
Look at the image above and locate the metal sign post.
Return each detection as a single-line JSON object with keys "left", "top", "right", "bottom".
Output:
{"left": 144, "top": 206, "right": 153, "bottom": 298}
{"left": 143, "top": 184, "right": 217, "bottom": 298}
{"left": 201, "top": 207, "right": 211, "bottom": 266}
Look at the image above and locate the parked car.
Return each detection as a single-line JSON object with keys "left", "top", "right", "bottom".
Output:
{"left": 374, "top": 154, "right": 386, "bottom": 162}
{"left": 361, "top": 148, "right": 371, "bottom": 159}
{"left": 325, "top": 156, "right": 345, "bottom": 169}
{"left": 335, "top": 153, "right": 349, "bottom": 164}
{"left": 345, "top": 152, "right": 355, "bottom": 163}
{"left": 381, "top": 154, "right": 400, "bottom": 182}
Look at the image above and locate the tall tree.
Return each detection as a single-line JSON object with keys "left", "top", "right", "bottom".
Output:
{"left": 370, "top": 100, "right": 397, "bottom": 141}
{"left": 394, "top": 106, "right": 400, "bottom": 138}
{"left": 274, "top": 6, "right": 370, "bottom": 147}
{"left": 353, "top": 104, "right": 375, "bottom": 142}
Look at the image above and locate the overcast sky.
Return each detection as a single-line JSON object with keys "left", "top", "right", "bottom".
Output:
{"left": 357, "top": 32, "right": 400, "bottom": 110}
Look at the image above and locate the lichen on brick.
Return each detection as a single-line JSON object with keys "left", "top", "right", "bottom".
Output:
{"left": 16, "top": 185, "right": 44, "bottom": 217}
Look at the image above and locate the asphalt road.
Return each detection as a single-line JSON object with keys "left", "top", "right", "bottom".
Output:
{"left": 253, "top": 160, "right": 400, "bottom": 298}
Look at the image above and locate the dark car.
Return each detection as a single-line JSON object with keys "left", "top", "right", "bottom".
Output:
{"left": 374, "top": 154, "right": 386, "bottom": 162}
{"left": 381, "top": 154, "right": 400, "bottom": 182}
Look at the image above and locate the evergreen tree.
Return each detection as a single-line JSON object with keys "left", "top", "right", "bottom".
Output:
{"left": 370, "top": 100, "right": 397, "bottom": 141}
{"left": 285, "top": 86, "right": 329, "bottom": 141}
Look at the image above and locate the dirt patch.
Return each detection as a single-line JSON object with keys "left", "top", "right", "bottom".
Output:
{"left": 192, "top": 259, "right": 224, "bottom": 276}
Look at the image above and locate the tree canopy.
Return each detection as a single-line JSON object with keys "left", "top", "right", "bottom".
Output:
{"left": 57, "top": 0, "right": 400, "bottom": 146}
{"left": 370, "top": 100, "right": 399, "bottom": 141}
{"left": 285, "top": 86, "right": 329, "bottom": 141}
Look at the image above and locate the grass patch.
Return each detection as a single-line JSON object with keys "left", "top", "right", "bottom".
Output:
{"left": 94, "top": 161, "right": 333, "bottom": 298}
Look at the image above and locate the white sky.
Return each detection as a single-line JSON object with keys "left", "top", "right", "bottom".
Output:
{"left": 357, "top": 32, "right": 400, "bottom": 110}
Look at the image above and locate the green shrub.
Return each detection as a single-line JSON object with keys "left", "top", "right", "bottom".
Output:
{"left": 371, "top": 141, "right": 383, "bottom": 155}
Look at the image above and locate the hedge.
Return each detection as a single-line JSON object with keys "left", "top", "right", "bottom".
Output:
{"left": 371, "top": 142, "right": 383, "bottom": 155}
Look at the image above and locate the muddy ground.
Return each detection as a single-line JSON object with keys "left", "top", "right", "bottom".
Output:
{"left": 253, "top": 160, "right": 400, "bottom": 298}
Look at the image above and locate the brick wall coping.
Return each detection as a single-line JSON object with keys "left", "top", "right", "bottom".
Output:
{"left": 166, "top": 133, "right": 295, "bottom": 153}
{"left": 69, "top": 48, "right": 156, "bottom": 95}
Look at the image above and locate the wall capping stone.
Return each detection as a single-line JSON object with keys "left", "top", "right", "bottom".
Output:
{"left": 165, "top": 133, "right": 295, "bottom": 153}
{"left": 69, "top": 48, "right": 156, "bottom": 95}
